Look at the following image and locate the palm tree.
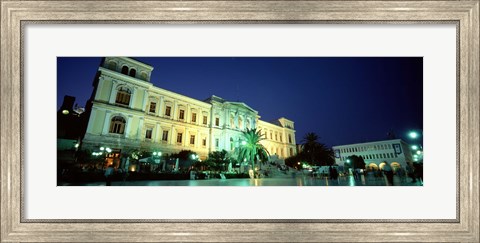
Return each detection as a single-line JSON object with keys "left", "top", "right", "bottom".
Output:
{"left": 237, "top": 128, "right": 270, "bottom": 178}
{"left": 302, "top": 132, "right": 320, "bottom": 164}
{"left": 301, "top": 132, "right": 334, "bottom": 166}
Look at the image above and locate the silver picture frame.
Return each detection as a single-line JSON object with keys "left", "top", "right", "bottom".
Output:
{"left": 1, "top": 1, "right": 479, "bottom": 242}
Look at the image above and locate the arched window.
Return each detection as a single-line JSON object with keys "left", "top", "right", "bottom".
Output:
{"left": 109, "top": 116, "right": 126, "bottom": 134}
{"left": 115, "top": 87, "right": 131, "bottom": 106}
{"left": 246, "top": 119, "right": 250, "bottom": 129}
{"left": 121, "top": 66, "right": 128, "bottom": 75}
{"left": 238, "top": 117, "right": 243, "bottom": 130}
{"left": 140, "top": 72, "right": 148, "bottom": 81}
{"left": 129, "top": 68, "right": 136, "bottom": 77}
{"left": 108, "top": 61, "right": 117, "bottom": 70}
{"left": 230, "top": 115, "right": 234, "bottom": 128}
{"left": 230, "top": 137, "right": 234, "bottom": 151}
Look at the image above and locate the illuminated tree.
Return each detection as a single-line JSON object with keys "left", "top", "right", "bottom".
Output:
{"left": 237, "top": 128, "right": 269, "bottom": 177}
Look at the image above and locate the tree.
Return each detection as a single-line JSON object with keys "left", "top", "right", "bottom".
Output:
{"left": 205, "top": 150, "right": 230, "bottom": 172}
{"left": 301, "top": 132, "right": 335, "bottom": 166}
{"left": 237, "top": 128, "right": 270, "bottom": 178}
{"left": 347, "top": 155, "right": 366, "bottom": 170}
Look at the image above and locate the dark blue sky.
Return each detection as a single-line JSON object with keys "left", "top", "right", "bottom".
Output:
{"left": 57, "top": 57, "right": 423, "bottom": 147}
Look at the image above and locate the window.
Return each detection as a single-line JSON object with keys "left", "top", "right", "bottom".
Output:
{"left": 202, "top": 138, "right": 207, "bottom": 146}
{"left": 179, "top": 110, "right": 185, "bottom": 120}
{"left": 215, "top": 117, "right": 220, "bottom": 126}
{"left": 238, "top": 118, "right": 243, "bottom": 129}
{"left": 165, "top": 106, "right": 171, "bottom": 116}
{"left": 162, "top": 131, "right": 168, "bottom": 141}
{"left": 270, "top": 133, "right": 272, "bottom": 139}
{"left": 390, "top": 153, "right": 394, "bottom": 158}
{"left": 145, "top": 128, "right": 152, "bottom": 139}
{"left": 230, "top": 116, "right": 234, "bottom": 128}
{"left": 108, "top": 61, "right": 117, "bottom": 70}
{"left": 215, "top": 138, "right": 219, "bottom": 148}
{"left": 203, "top": 116, "right": 208, "bottom": 125}
{"left": 230, "top": 137, "right": 234, "bottom": 151}
{"left": 176, "top": 133, "right": 183, "bottom": 143}
{"left": 129, "top": 68, "right": 136, "bottom": 77}
{"left": 191, "top": 113, "right": 197, "bottom": 122}
{"left": 109, "top": 116, "right": 126, "bottom": 134}
{"left": 288, "top": 135, "right": 292, "bottom": 144}
{"left": 190, "top": 135, "right": 195, "bottom": 145}
{"left": 149, "top": 102, "right": 156, "bottom": 113}
{"left": 280, "top": 135, "right": 283, "bottom": 142}
{"left": 275, "top": 133, "right": 278, "bottom": 141}
{"left": 121, "top": 66, "right": 128, "bottom": 75}
{"left": 140, "top": 72, "right": 148, "bottom": 80}
{"left": 383, "top": 153, "right": 386, "bottom": 158}
{"left": 115, "top": 87, "right": 131, "bottom": 106}
{"left": 290, "top": 148, "right": 293, "bottom": 156}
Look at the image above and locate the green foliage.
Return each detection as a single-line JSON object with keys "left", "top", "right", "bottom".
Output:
{"left": 237, "top": 128, "right": 270, "bottom": 170}
{"left": 204, "top": 150, "right": 236, "bottom": 172}
{"left": 170, "top": 150, "right": 196, "bottom": 161}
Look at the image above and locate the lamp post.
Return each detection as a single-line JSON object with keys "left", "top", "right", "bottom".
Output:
{"left": 152, "top": 151, "right": 162, "bottom": 172}
{"left": 92, "top": 146, "right": 111, "bottom": 170}
{"left": 346, "top": 159, "right": 352, "bottom": 175}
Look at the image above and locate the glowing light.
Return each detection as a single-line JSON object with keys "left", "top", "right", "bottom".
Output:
{"left": 106, "top": 148, "right": 112, "bottom": 153}
{"left": 416, "top": 151, "right": 422, "bottom": 155}
{"left": 411, "top": 145, "right": 418, "bottom": 150}
{"left": 241, "top": 141, "right": 247, "bottom": 145}
{"left": 346, "top": 159, "right": 351, "bottom": 163}
{"left": 153, "top": 152, "right": 157, "bottom": 156}
{"left": 297, "top": 162, "right": 301, "bottom": 165}
{"left": 408, "top": 131, "right": 419, "bottom": 139}
{"left": 62, "top": 110, "right": 69, "bottom": 115}
{"left": 100, "top": 147, "right": 105, "bottom": 151}
{"left": 74, "top": 143, "right": 79, "bottom": 148}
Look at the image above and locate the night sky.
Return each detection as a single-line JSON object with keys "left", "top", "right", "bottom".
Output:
{"left": 57, "top": 57, "right": 423, "bottom": 147}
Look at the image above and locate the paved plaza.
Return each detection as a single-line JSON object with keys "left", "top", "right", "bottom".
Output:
{"left": 62, "top": 175, "right": 423, "bottom": 186}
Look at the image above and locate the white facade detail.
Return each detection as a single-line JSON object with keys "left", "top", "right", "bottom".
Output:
{"left": 82, "top": 57, "right": 297, "bottom": 160}
{"left": 332, "top": 139, "right": 414, "bottom": 170}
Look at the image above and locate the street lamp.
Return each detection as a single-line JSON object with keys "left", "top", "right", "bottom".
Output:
{"left": 408, "top": 131, "right": 419, "bottom": 139}
{"left": 411, "top": 145, "right": 418, "bottom": 150}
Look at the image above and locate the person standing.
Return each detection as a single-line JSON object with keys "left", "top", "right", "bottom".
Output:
{"left": 382, "top": 163, "right": 394, "bottom": 186}
{"left": 104, "top": 165, "right": 114, "bottom": 186}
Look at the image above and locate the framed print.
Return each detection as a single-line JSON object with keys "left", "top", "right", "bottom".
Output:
{"left": 1, "top": 0, "right": 479, "bottom": 242}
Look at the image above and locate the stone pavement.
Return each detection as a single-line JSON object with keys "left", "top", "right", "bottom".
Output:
{"left": 61, "top": 174, "right": 423, "bottom": 186}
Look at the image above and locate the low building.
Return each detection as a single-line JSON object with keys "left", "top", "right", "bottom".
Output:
{"left": 332, "top": 139, "right": 414, "bottom": 170}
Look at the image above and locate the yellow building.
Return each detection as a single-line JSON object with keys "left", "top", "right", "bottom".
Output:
{"left": 82, "top": 57, "right": 297, "bottom": 164}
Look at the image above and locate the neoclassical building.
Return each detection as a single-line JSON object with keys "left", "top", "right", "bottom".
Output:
{"left": 81, "top": 57, "right": 297, "bottom": 163}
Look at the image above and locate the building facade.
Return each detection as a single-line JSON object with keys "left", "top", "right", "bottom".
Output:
{"left": 332, "top": 139, "right": 413, "bottom": 170}
{"left": 81, "top": 57, "right": 297, "bottom": 165}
